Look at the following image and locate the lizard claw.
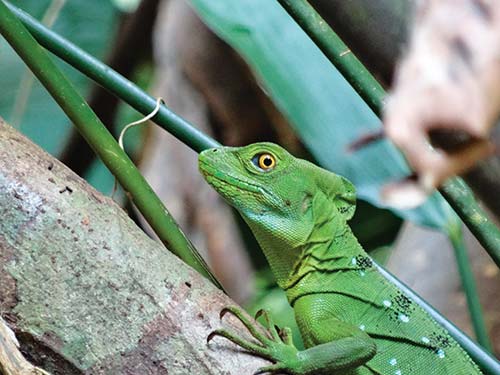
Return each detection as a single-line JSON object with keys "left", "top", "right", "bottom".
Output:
{"left": 217, "top": 306, "right": 270, "bottom": 345}
{"left": 279, "top": 327, "right": 294, "bottom": 346}
{"left": 255, "top": 309, "right": 281, "bottom": 342}
{"left": 208, "top": 306, "right": 300, "bottom": 374}
{"left": 207, "top": 328, "right": 266, "bottom": 353}
{"left": 219, "top": 307, "right": 231, "bottom": 320}
{"left": 207, "top": 331, "right": 216, "bottom": 344}
{"left": 253, "top": 363, "right": 288, "bottom": 375}
{"left": 254, "top": 308, "right": 267, "bottom": 320}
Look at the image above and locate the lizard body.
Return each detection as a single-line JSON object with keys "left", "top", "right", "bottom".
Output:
{"left": 199, "top": 142, "right": 482, "bottom": 375}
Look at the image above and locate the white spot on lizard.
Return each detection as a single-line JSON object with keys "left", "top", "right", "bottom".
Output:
{"left": 389, "top": 358, "right": 397, "bottom": 366}
{"left": 383, "top": 300, "right": 392, "bottom": 307}
{"left": 421, "top": 337, "right": 430, "bottom": 344}
{"left": 437, "top": 349, "right": 445, "bottom": 359}
{"left": 399, "top": 314, "right": 409, "bottom": 323}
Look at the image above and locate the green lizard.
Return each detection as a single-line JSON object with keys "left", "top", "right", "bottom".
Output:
{"left": 199, "top": 142, "right": 482, "bottom": 375}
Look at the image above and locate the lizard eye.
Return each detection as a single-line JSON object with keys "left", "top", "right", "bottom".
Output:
{"left": 252, "top": 153, "right": 276, "bottom": 171}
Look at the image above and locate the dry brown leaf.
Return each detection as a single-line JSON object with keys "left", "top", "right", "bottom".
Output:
{"left": 384, "top": 0, "right": 500, "bottom": 206}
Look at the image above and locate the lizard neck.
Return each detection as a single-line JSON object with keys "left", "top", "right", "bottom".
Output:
{"left": 244, "top": 216, "right": 304, "bottom": 288}
{"left": 241, "top": 188, "right": 364, "bottom": 290}
{"left": 282, "top": 216, "right": 371, "bottom": 302}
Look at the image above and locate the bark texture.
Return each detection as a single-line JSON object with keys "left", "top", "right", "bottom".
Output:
{"left": 0, "top": 119, "right": 267, "bottom": 374}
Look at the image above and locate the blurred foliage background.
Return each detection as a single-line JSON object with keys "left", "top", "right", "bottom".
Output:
{"left": 0, "top": 0, "right": 499, "bottom": 356}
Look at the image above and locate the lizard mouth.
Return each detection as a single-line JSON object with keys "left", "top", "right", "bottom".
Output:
{"left": 198, "top": 159, "right": 263, "bottom": 195}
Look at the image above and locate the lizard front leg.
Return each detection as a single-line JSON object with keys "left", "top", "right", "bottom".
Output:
{"left": 207, "top": 306, "right": 376, "bottom": 375}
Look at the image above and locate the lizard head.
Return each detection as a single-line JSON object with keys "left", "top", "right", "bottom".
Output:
{"left": 199, "top": 142, "right": 356, "bottom": 285}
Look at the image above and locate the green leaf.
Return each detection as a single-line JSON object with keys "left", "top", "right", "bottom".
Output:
{"left": 188, "top": 0, "right": 455, "bottom": 229}
{"left": 0, "top": 0, "right": 119, "bottom": 155}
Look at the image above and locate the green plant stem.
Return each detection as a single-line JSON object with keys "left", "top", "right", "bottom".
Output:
{"left": 442, "top": 178, "right": 500, "bottom": 268}
{"left": 0, "top": 0, "right": 221, "bottom": 289}
{"left": 448, "top": 226, "right": 493, "bottom": 352}
{"left": 5, "top": 1, "right": 219, "bottom": 154}
{"left": 276, "top": 0, "right": 385, "bottom": 117}
{"left": 275, "top": 0, "right": 500, "bottom": 269}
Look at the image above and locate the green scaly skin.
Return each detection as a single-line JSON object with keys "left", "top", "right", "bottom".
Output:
{"left": 199, "top": 142, "right": 482, "bottom": 375}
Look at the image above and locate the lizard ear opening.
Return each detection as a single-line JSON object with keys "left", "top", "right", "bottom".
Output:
{"left": 317, "top": 171, "right": 357, "bottom": 221}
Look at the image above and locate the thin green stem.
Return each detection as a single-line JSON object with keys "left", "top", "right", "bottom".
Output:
{"left": 5, "top": 1, "right": 219, "bottom": 153}
{"left": 448, "top": 226, "right": 492, "bottom": 352}
{"left": 276, "top": 0, "right": 500, "bottom": 270}
{"left": 0, "top": 0, "right": 221, "bottom": 289}
{"left": 276, "top": 0, "right": 385, "bottom": 117}
{"left": 442, "top": 178, "right": 500, "bottom": 268}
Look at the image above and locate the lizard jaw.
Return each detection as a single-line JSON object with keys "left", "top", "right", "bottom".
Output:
{"left": 198, "top": 159, "right": 263, "bottom": 195}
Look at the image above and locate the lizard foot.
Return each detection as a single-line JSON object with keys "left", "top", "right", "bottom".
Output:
{"left": 207, "top": 306, "right": 301, "bottom": 375}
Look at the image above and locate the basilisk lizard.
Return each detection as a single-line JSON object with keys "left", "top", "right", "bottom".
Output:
{"left": 199, "top": 142, "right": 482, "bottom": 374}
